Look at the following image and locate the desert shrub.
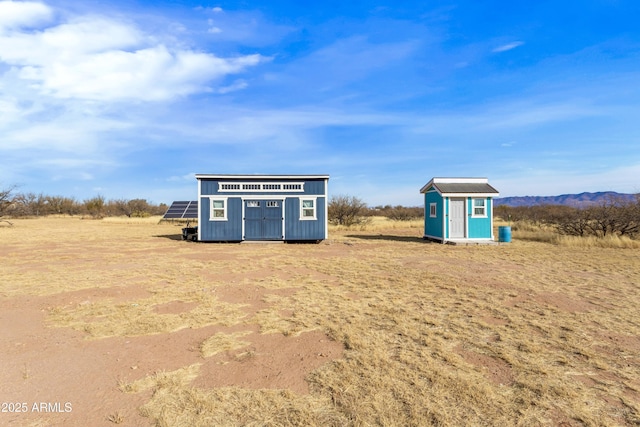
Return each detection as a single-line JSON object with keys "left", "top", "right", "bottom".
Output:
{"left": 10, "top": 193, "right": 40, "bottom": 216}
{"left": 552, "top": 196, "right": 639, "bottom": 238}
{"left": 382, "top": 206, "right": 424, "bottom": 221}
{"left": 0, "top": 187, "right": 167, "bottom": 219}
{"left": 328, "top": 195, "right": 370, "bottom": 226}
{"left": 554, "top": 208, "right": 592, "bottom": 236}
{"left": 46, "top": 195, "right": 81, "bottom": 215}
{"left": 110, "top": 198, "right": 154, "bottom": 217}
{"left": 584, "top": 197, "right": 640, "bottom": 237}
{"left": 498, "top": 196, "right": 640, "bottom": 239}
{"left": 84, "top": 195, "right": 106, "bottom": 219}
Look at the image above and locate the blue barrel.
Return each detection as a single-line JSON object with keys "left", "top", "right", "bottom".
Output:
{"left": 498, "top": 226, "right": 512, "bottom": 243}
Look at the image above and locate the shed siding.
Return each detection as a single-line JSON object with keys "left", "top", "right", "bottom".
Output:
{"left": 284, "top": 197, "right": 326, "bottom": 240}
{"left": 200, "top": 180, "right": 218, "bottom": 196}
{"left": 467, "top": 197, "right": 492, "bottom": 239}
{"left": 300, "top": 180, "right": 325, "bottom": 195}
{"left": 200, "top": 197, "right": 243, "bottom": 241}
{"left": 424, "top": 191, "right": 444, "bottom": 239}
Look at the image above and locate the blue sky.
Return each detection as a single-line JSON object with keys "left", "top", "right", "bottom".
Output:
{"left": 1, "top": 0, "right": 639, "bottom": 206}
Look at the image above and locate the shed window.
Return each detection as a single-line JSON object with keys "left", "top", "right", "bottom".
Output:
{"left": 218, "top": 182, "right": 304, "bottom": 192}
{"left": 210, "top": 199, "right": 227, "bottom": 220}
{"left": 472, "top": 198, "right": 487, "bottom": 217}
{"left": 247, "top": 201, "right": 260, "bottom": 207}
{"left": 266, "top": 201, "right": 279, "bottom": 208}
{"left": 263, "top": 184, "right": 282, "bottom": 190}
{"left": 300, "top": 198, "right": 316, "bottom": 220}
{"left": 220, "top": 183, "right": 240, "bottom": 190}
{"left": 429, "top": 203, "right": 437, "bottom": 218}
{"left": 283, "top": 184, "right": 302, "bottom": 190}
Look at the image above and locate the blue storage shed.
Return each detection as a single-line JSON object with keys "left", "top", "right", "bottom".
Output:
{"left": 196, "top": 174, "right": 329, "bottom": 242}
{"left": 420, "top": 177, "right": 499, "bottom": 244}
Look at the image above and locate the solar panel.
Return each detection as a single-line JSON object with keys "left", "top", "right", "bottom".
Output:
{"left": 163, "top": 201, "right": 198, "bottom": 219}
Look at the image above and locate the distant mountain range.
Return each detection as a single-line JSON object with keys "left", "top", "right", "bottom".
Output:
{"left": 494, "top": 191, "right": 637, "bottom": 207}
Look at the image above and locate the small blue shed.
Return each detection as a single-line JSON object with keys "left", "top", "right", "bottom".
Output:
{"left": 420, "top": 177, "right": 499, "bottom": 244}
{"left": 196, "top": 174, "right": 329, "bottom": 242}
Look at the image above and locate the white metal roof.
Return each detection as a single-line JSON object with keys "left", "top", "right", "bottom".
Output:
{"left": 195, "top": 174, "right": 330, "bottom": 180}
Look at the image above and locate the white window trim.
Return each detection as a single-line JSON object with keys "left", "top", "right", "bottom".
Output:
{"left": 471, "top": 198, "right": 487, "bottom": 218}
{"left": 429, "top": 203, "right": 437, "bottom": 218}
{"left": 209, "top": 197, "right": 228, "bottom": 221}
{"left": 300, "top": 197, "right": 317, "bottom": 220}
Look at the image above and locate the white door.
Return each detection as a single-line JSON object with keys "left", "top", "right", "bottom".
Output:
{"left": 449, "top": 198, "right": 465, "bottom": 239}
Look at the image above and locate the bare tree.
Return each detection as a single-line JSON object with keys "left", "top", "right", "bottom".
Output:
{"left": 555, "top": 208, "right": 592, "bottom": 237}
{"left": 586, "top": 195, "right": 640, "bottom": 237}
{"left": 542, "top": 195, "right": 640, "bottom": 238}
{"left": 328, "top": 195, "right": 370, "bottom": 226}
{"left": 0, "top": 184, "right": 18, "bottom": 224}
{"left": 111, "top": 198, "right": 152, "bottom": 217}
{"left": 111, "top": 199, "right": 133, "bottom": 217}
{"left": 84, "top": 195, "right": 106, "bottom": 219}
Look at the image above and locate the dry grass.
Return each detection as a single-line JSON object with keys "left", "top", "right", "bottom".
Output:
{"left": 497, "top": 218, "right": 640, "bottom": 248}
{"left": 101, "top": 215, "right": 166, "bottom": 224}
{"left": 555, "top": 234, "right": 640, "bottom": 248}
{"left": 121, "top": 364, "right": 202, "bottom": 394}
{"left": 330, "top": 216, "right": 423, "bottom": 232}
{"left": 2, "top": 216, "right": 639, "bottom": 426}
{"left": 106, "top": 411, "right": 125, "bottom": 424}
{"left": 137, "top": 382, "right": 347, "bottom": 427}
{"left": 47, "top": 291, "right": 248, "bottom": 338}
{"left": 200, "top": 331, "right": 253, "bottom": 358}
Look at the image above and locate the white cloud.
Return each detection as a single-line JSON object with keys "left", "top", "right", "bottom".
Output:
{"left": 19, "top": 45, "right": 263, "bottom": 101}
{"left": 157, "top": 107, "right": 409, "bottom": 145}
{"left": 0, "top": 18, "right": 143, "bottom": 71}
{"left": 0, "top": 6, "right": 265, "bottom": 102}
{"left": 0, "top": 1, "right": 52, "bottom": 31}
{"left": 0, "top": 98, "right": 22, "bottom": 124}
{"left": 492, "top": 41, "right": 524, "bottom": 53}
{"left": 217, "top": 79, "right": 248, "bottom": 93}
{"left": 0, "top": 103, "right": 133, "bottom": 154}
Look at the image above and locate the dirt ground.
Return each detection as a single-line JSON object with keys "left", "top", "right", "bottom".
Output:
{"left": 0, "top": 218, "right": 346, "bottom": 426}
{"left": 1, "top": 217, "right": 639, "bottom": 426}
{"left": 1, "top": 288, "right": 342, "bottom": 426}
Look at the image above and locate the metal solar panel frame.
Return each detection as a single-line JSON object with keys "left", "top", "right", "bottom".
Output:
{"left": 163, "top": 201, "right": 198, "bottom": 219}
